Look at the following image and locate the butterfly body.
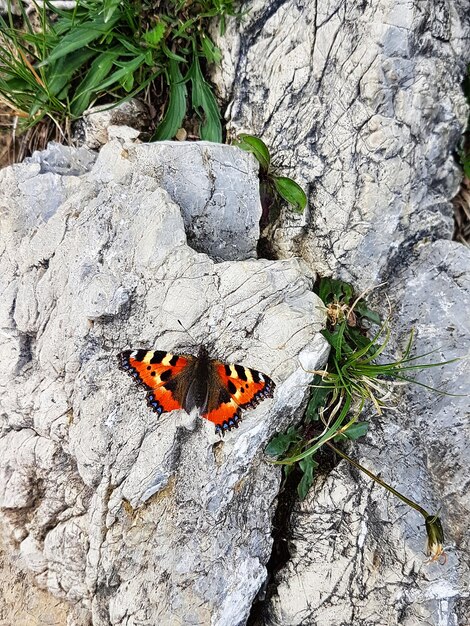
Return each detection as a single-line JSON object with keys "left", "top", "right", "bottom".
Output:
{"left": 118, "top": 345, "right": 275, "bottom": 435}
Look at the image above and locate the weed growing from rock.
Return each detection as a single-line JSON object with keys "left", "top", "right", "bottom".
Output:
{"left": 266, "top": 277, "right": 459, "bottom": 563}
{"left": 233, "top": 133, "right": 307, "bottom": 223}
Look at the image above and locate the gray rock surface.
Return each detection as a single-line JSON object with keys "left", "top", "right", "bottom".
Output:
{"left": 0, "top": 138, "right": 328, "bottom": 626}
{"left": 88, "top": 135, "right": 262, "bottom": 262}
{"left": 77, "top": 99, "right": 152, "bottom": 150}
{"left": 265, "top": 241, "right": 470, "bottom": 625}
{"left": 0, "top": 534, "right": 69, "bottom": 626}
{"left": 25, "top": 142, "right": 97, "bottom": 177}
{"left": 1, "top": 0, "right": 469, "bottom": 624}
{"left": 214, "top": 0, "right": 469, "bottom": 288}
{"left": 212, "top": 1, "right": 470, "bottom": 625}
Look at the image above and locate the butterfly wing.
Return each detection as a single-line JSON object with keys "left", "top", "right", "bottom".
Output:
{"left": 202, "top": 361, "right": 275, "bottom": 435}
{"left": 118, "top": 349, "right": 196, "bottom": 415}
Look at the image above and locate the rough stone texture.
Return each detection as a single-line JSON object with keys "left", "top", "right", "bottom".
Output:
{"left": 1, "top": 1, "right": 469, "bottom": 624}
{"left": 0, "top": 534, "right": 69, "bottom": 626}
{"left": 129, "top": 140, "right": 263, "bottom": 261}
{"left": 78, "top": 134, "right": 263, "bottom": 262}
{"left": 0, "top": 138, "right": 328, "bottom": 625}
{"left": 212, "top": 1, "right": 470, "bottom": 625}
{"left": 76, "top": 99, "right": 152, "bottom": 150}
{"left": 214, "top": 0, "right": 469, "bottom": 288}
{"left": 263, "top": 240, "right": 470, "bottom": 626}
{"left": 25, "top": 142, "right": 97, "bottom": 177}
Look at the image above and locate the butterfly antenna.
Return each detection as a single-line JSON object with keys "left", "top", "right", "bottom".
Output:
{"left": 210, "top": 319, "right": 234, "bottom": 348}
{"left": 177, "top": 319, "right": 198, "bottom": 345}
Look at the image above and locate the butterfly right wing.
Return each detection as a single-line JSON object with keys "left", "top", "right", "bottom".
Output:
{"left": 202, "top": 360, "right": 275, "bottom": 435}
{"left": 118, "top": 349, "right": 196, "bottom": 415}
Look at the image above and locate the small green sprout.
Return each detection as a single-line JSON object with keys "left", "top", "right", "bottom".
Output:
{"left": 233, "top": 133, "right": 307, "bottom": 223}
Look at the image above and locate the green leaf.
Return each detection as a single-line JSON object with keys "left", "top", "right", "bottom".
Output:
{"left": 283, "top": 463, "right": 296, "bottom": 479}
{"left": 94, "top": 54, "right": 146, "bottom": 92}
{"left": 265, "top": 427, "right": 300, "bottom": 457}
{"left": 321, "top": 322, "right": 347, "bottom": 361}
{"left": 317, "top": 277, "right": 354, "bottom": 306}
{"left": 143, "top": 21, "right": 166, "bottom": 48}
{"left": 338, "top": 421, "right": 369, "bottom": 440}
{"left": 354, "top": 300, "right": 381, "bottom": 325}
{"left": 188, "top": 54, "right": 222, "bottom": 142}
{"left": 103, "top": 0, "right": 121, "bottom": 23}
{"left": 200, "top": 34, "right": 222, "bottom": 63}
{"left": 344, "top": 326, "right": 379, "bottom": 358}
{"left": 45, "top": 48, "right": 96, "bottom": 98}
{"left": 71, "top": 48, "right": 122, "bottom": 116}
{"left": 114, "top": 34, "right": 144, "bottom": 55}
{"left": 235, "top": 133, "right": 270, "bottom": 171}
{"left": 298, "top": 456, "right": 318, "bottom": 500}
{"left": 273, "top": 176, "right": 307, "bottom": 213}
{"left": 161, "top": 42, "right": 187, "bottom": 63}
{"left": 464, "top": 157, "right": 470, "bottom": 179}
{"left": 306, "top": 377, "right": 332, "bottom": 421}
{"left": 39, "top": 13, "right": 120, "bottom": 66}
{"left": 152, "top": 59, "right": 187, "bottom": 140}
{"left": 121, "top": 71, "right": 134, "bottom": 92}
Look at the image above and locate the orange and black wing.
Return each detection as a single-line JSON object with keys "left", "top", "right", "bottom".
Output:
{"left": 118, "top": 349, "right": 196, "bottom": 415}
{"left": 202, "top": 361, "right": 275, "bottom": 435}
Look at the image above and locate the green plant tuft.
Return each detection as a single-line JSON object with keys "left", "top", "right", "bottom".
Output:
{"left": 0, "top": 0, "right": 238, "bottom": 142}
{"left": 265, "top": 277, "right": 459, "bottom": 562}
{"left": 267, "top": 278, "right": 459, "bottom": 498}
{"left": 233, "top": 133, "right": 307, "bottom": 221}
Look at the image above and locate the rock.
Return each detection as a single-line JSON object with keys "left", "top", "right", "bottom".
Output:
{"left": 1, "top": 0, "right": 468, "bottom": 623}
{"left": 76, "top": 99, "right": 152, "bottom": 150}
{"left": 90, "top": 138, "right": 264, "bottom": 261}
{"left": 0, "top": 534, "right": 70, "bottom": 626}
{"left": 263, "top": 240, "right": 470, "bottom": 626}
{"left": 0, "top": 138, "right": 328, "bottom": 625}
{"left": 25, "top": 142, "right": 97, "bottom": 177}
{"left": 213, "top": 0, "right": 469, "bottom": 288}
{"left": 212, "top": 2, "right": 470, "bottom": 624}
{"left": 0, "top": 0, "right": 20, "bottom": 14}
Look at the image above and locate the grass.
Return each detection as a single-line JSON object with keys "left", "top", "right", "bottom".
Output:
{"left": 0, "top": 0, "right": 237, "bottom": 156}
{"left": 265, "top": 277, "right": 459, "bottom": 562}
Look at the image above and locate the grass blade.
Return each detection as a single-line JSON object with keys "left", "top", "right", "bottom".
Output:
{"left": 71, "top": 48, "right": 123, "bottom": 115}
{"left": 47, "top": 48, "right": 97, "bottom": 98}
{"left": 39, "top": 13, "right": 121, "bottom": 66}
{"left": 93, "top": 54, "right": 146, "bottom": 92}
{"left": 152, "top": 59, "right": 187, "bottom": 140}
{"left": 188, "top": 54, "right": 222, "bottom": 142}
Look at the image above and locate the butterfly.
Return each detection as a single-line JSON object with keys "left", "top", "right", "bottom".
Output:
{"left": 118, "top": 345, "right": 275, "bottom": 435}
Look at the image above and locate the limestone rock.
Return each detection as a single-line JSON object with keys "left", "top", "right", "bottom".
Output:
{"left": 214, "top": 0, "right": 469, "bottom": 288}
{"left": 0, "top": 534, "right": 70, "bottom": 626}
{"left": 0, "top": 138, "right": 328, "bottom": 625}
{"left": 25, "top": 142, "right": 97, "bottom": 177}
{"left": 212, "top": 2, "right": 470, "bottom": 624}
{"left": 77, "top": 99, "right": 152, "bottom": 150}
{"left": 263, "top": 240, "right": 470, "bottom": 626}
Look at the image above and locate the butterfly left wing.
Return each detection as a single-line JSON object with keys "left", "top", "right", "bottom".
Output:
{"left": 202, "top": 361, "right": 275, "bottom": 435}
{"left": 118, "top": 349, "right": 196, "bottom": 416}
